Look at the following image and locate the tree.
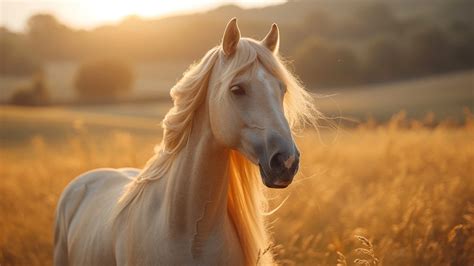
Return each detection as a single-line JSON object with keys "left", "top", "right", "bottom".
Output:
{"left": 408, "top": 27, "right": 453, "bottom": 75}
{"left": 10, "top": 72, "right": 50, "bottom": 105}
{"left": 27, "top": 14, "right": 75, "bottom": 60}
{"left": 74, "top": 59, "right": 134, "bottom": 101}
{"left": 364, "top": 37, "right": 407, "bottom": 83}
{"left": 293, "top": 37, "right": 360, "bottom": 88}
{"left": 0, "top": 28, "right": 41, "bottom": 76}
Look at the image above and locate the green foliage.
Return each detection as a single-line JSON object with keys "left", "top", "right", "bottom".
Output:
{"left": 74, "top": 59, "right": 134, "bottom": 101}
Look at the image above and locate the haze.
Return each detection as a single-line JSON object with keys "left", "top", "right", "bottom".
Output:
{"left": 1, "top": 0, "right": 285, "bottom": 32}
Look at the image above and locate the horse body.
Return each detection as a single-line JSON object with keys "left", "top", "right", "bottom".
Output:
{"left": 56, "top": 165, "right": 244, "bottom": 265}
{"left": 55, "top": 18, "right": 317, "bottom": 265}
{"left": 55, "top": 104, "right": 245, "bottom": 265}
{"left": 54, "top": 168, "right": 130, "bottom": 265}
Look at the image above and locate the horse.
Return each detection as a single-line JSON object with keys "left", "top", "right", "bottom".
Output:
{"left": 54, "top": 18, "right": 317, "bottom": 265}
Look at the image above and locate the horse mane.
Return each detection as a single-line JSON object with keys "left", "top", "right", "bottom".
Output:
{"left": 113, "top": 38, "right": 318, "bottom": 265}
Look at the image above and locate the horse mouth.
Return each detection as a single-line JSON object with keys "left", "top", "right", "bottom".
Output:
{"left": 258, "top": 164, "right": 291, "bottom": 189}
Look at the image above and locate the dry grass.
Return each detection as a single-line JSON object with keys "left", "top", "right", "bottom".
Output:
{"left": 1, "top": 112, "right": 473, "bottom": 265}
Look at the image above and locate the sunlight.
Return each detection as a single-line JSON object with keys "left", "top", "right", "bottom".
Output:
{"left": 1, "top": 0, "right": 286, "bottom": 31}
{"left": 90, "top": 0, "right": 216, "bottom": 22}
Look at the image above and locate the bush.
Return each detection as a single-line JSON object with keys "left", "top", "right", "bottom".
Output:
{"left": 10, "top": 72, "right": 50, "bottom": 106}
{"left": 74, "top": 59, "right": 134, "bottom": 101}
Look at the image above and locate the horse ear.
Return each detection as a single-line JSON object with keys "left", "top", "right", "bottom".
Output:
{"left": 222, "top": 18, "right": 241, "bottom": 56}
{"left": 261, "top": 23, "right": 280, "bottom": 54}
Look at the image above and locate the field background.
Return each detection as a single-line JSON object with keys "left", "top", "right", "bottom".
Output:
{"left": 1, "top": 79, "right": 473, "bottom": 265}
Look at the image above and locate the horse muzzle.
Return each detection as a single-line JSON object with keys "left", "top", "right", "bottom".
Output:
{"left": 259, "top": 149, "right": 300, "bottom": 189}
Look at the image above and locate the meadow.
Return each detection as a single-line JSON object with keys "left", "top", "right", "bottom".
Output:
{"left": 2, "top": 0, "right": 473, "bottom": 264}
{"left": 1, "top": 106, "right": 473, "bottom": 265}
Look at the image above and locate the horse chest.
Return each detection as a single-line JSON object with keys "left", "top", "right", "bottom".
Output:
{"left": 114, "top": 217, "right": 244, "bottom": 265}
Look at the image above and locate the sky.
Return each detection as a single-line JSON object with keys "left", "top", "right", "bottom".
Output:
{"left": 0, "top": 0, "right": 285, "bottom": 32}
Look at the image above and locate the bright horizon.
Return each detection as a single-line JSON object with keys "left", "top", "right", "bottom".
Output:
{"left": 0, "top": 0, "right": 285, "bottom": 32}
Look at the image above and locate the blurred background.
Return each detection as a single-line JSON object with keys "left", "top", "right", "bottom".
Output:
{"left": 1, "top": 0, "right": 473, "bottom": 118}
{"left": 1, "top": 0, "right": 473, "bottom": 265}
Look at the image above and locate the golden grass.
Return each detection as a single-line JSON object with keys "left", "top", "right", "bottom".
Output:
{"left": 1, "top": 113, "right": 473, "bottom": 265}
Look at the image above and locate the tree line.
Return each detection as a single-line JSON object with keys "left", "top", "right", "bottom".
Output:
{"left": 1, "top": 1, "right": 473, "bottom": 89}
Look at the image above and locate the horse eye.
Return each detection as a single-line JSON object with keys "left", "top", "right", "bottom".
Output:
{"left": 230, "top": 85, "right": 246, "bottom": 96}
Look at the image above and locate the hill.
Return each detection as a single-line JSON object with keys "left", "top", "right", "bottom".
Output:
{"left": 1, "top": 70, "right": 472, "bottom": 147}
{"left": 1, "top": 0, "right": 473, "bottom": 89}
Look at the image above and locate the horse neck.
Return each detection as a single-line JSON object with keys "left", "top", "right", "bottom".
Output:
{"left": 161, "top": 100, "right": 231, "bottom": 238}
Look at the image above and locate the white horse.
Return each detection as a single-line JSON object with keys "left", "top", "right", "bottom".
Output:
{"left": 54, "top": 18, "right": 316, "bottom": 265}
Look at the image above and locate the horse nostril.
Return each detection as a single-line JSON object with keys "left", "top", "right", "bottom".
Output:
{"left": 290, "top": 155, "right": 299, "bottom": 175}
{"left": 270, "top": 152, "right": 298, "bottom": 173}
{"left": 270, "top": 152, "right": 284, "bottom": 172}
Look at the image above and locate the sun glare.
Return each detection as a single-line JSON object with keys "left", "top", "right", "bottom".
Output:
{"left": 1, "top": 0, "right": 285, "bottom": 31}
{"left": 90, "top": 0, "right": 213, "bottom": 22}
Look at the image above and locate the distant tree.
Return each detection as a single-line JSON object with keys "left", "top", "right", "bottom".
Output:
{"left": 303, "top": 10, "right": 333, "bottom": 37}
{"left": 74, "top": 59, "right": 134, "bottom": 101}
{"left": 293, "top": 37, "right": 360, "bottom": 88}
{"left": 354, "top": 2, "right": 399, "bottom": 36}
{"left": 408, "top": 27, "right": 453, "bottom": 75}
{"left": 27, "top": 14, "right": 76, "bottom": 60}
{"left": 6, "top": 2, "right": 473, "bottom": 85}
{"left": 10, "top": 72, "right": 50, "bottom": 105}
{"left": 27, "top": 14, "right": 63, "bottom": 34}
{"left": 364, "top": 37, "right": 407, "bottom": 82}
{"left": 448, "top": 21, "right": 474, "bottom": 70}
{"left": 0, "top": 28, "right": 41, "bottom": 76}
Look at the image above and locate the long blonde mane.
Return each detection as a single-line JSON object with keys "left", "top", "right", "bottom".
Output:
{"left": 114, "top": 38, "right": 318, "bottom": 265}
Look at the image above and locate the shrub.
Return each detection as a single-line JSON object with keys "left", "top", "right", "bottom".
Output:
{"left": 10, "top": 72, "right": 50, "bottom": 105}
{"left": 74, "top": 59, "right": 134, "bottom": 101}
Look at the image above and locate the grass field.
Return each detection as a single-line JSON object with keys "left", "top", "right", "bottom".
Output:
{"left": 1, "top": 106, "right": 473, "bottom": 265}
